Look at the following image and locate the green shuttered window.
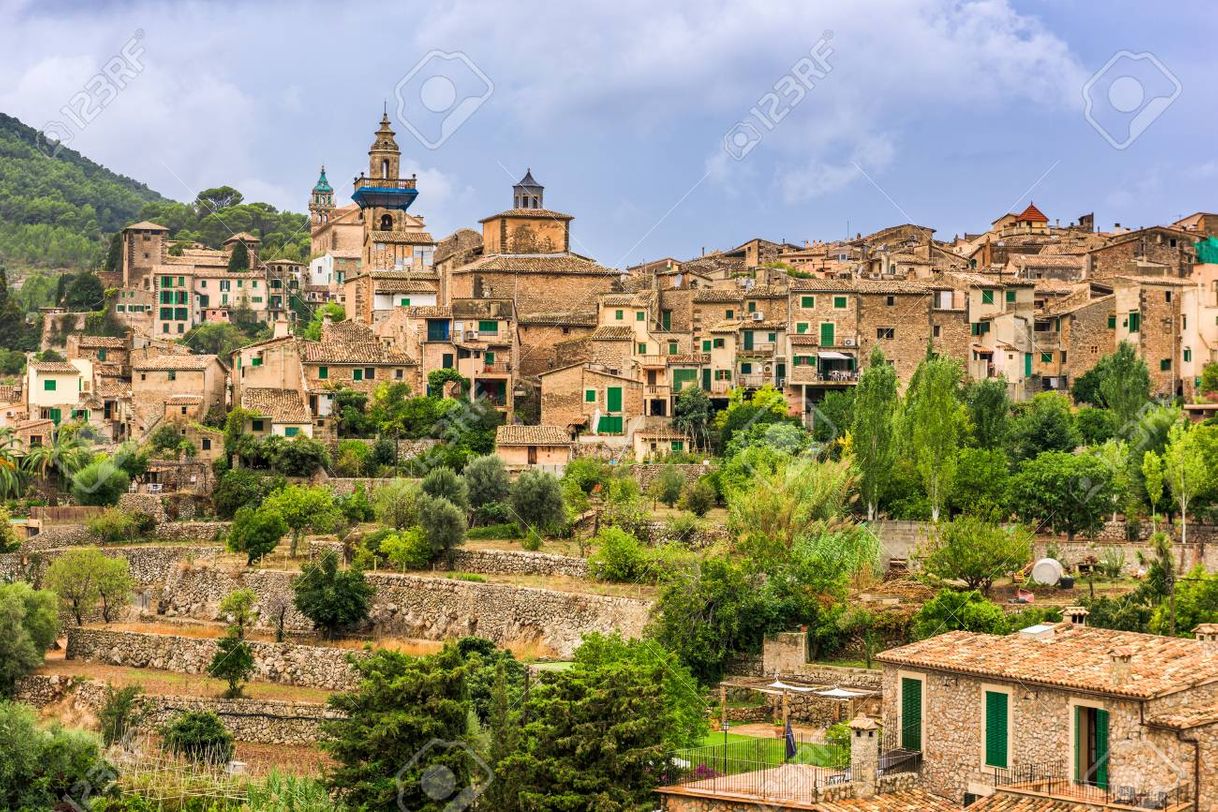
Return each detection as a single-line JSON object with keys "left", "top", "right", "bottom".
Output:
{"left": 900, "top": 677, "right": 922, "bottom": 751}
{"left": 984, "top": 691, "right": 1008, "bottom": 768}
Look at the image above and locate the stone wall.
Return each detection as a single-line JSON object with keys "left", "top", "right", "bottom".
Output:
{"left": 66, "top": 627, "right": 363, "bottom": 690}
{"left": 153, "top": 565, "right": 652, "bottom": 658}
{"left": 0, "top": 544, "right": 223, "bottom": 587}
{"left": 21, "top": 521, "right": 229, "bottom": 553}
{"left": 15, "top": 674, "right": 339, "bottom": 745}
{"left": 762, "top": 632, "right": 883, "bottom": 690}
{"left": 631, "top": 463, "right": 716, "bottom": 491}
{"left": 448, "top": 548, "right": 590, "bottom": 579}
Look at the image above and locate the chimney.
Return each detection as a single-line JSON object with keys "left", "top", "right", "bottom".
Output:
{"left": 322, "top": 313, "right": 334, "bottom": 328}
{"left": 1109, "top": 647, "right": 1133, "bottom": 686}
{"left": 1064, "top": 606, "right": 1089, "bottom": 628}
{"left": 272, "top": 316, "right": 290, "bottom": 340}
{"left": 1194, "top": 623, "right": 1218, "bottom": 647}
{"left": 848, "top": 714, "right": 880, "bottom": 799}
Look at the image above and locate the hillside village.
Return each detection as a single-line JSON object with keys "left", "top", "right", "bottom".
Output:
{"left": 7, "top": 110, "right": 1218, "bottom": 812}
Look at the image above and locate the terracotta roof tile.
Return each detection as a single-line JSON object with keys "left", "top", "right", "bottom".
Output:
{"left": 240, "top": 387, "right": 311, "bottom": 423}
{"left": 303, "top": 320, "right": 416, "bottom": 365}
{"left": 495, "top": 425, "right": 572, "bottom": 446}
{"left": 133, "top": 354, "right": 220, "bottom": 371}
{"left": 31, "top": 362, "right": 80, "bottom": 374}
{"left": 461, "top": 253, "right": 618, "bottom": 275}
{"left": 590, "top": 326, "right": 634, "bottom": 340}
{"left": 478, "top": 207, "right": 573, "bottom": 222}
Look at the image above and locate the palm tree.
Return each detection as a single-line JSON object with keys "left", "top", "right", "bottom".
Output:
{"left": 0, "top": 428, "right": 24, "bottom": 499}
{"left": 22, "top": 429, "right": 92, "bottom": 491}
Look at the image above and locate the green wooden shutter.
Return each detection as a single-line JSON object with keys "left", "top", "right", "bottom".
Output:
{"left": 1024, "top": 353, "right": 1032, "bottom": 377}
{"left": 701, "top": 369, "right": 711, "bottom": 390}
{"left": 672, "top": 369, "right": 697, "bottom": 393}
{"left": 900, "top": 678, "right": 922, "bottom": 751}
{"left": 606, "top": 386, "right": 622, "bottom": 412}
{"left": 743, "top": 331, "right": 754, "bottom": 350}
{"left": 984, "top": 691, "right": 1008, "bottom": 768}
{"left": 1094, "top": 709, "right": 1109, "bottom": 790}
{"left": 820, "top": 322, "right": 835, "bottom": 347}
{"left": 1074, "top": 706, "right": 1082, "bottom": 783}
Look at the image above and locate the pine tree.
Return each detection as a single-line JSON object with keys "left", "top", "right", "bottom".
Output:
{"left": 851, "top": 347, "right": 898, "bottom": 520}
{"left": 227, "top": 239, "right": 250, "bottom": 271}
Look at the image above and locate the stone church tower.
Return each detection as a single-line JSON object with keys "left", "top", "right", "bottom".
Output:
{"left": 513, "top": 169, "right": 544, "bottom": 210}
{"left": 308, "top": 166, "right": 334, "bottom": 226}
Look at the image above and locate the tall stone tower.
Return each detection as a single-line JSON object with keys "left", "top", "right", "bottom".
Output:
{"left": 351, "top": 109, "right": 425, "bottom": 270}
{"left": 513, "top": 169, "right": 543, "bottom": 209}
{"left": 309, "top": 166, "right": 335, "bottom": 226}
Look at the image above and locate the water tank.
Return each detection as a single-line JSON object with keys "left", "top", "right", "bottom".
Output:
{"left": 1030, "top": 558, "right": 1065, "bottom": 586}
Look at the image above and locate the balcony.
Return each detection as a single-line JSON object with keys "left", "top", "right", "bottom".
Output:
{"left": 990, "top": 761, "right": 1191, "bottom": 811}
{"left": 352, "top": 176, "right": 418, "bottom": 211}
{"left": 645, "top": 383, "right": 671, "bottom": 398}
{"left": 789, "top": 366, "right": 859, "bottom": 385}
{"left": 736, "top": 373, "right": 770, "bottom": 388}
{"left": 637, "top": 354, "right": 669, "bottom": 368}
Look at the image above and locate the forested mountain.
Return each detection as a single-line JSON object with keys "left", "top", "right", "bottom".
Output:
{"left": 0, "top": 113, "right": 164, "bottom": 271}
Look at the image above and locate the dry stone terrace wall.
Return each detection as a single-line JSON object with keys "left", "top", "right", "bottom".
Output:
{"left": 448, "top": 548, "right": 590, "bottom": 578}
{"left": 66, "top": 627, "right": 363, "bottom": 690}
{"left": 19, "top": 521, "right": 229, "bottom": 553}
{"left": 156, "top": 565, "right": 652, "bottom": 658}
{"left": 15, "top": 675, "right": 338, "bottom": 745}
{"left": 0, "top": 544, "right": 224, "bottom": 586}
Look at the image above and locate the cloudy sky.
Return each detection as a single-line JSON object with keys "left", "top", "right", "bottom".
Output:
{"left": 3, "top": 0, "right": 1215, "bottom": 265}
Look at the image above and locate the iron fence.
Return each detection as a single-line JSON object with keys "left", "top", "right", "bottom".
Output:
{"left": 990, "top": 759, "right": 1192, "bottom": 810}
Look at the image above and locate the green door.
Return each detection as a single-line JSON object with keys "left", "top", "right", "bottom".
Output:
{"left": 984, "top": 691, "right": 1008, "bottom": 768}
{"left": 900, "top": 677, "right": 922, "bottom": 751}
{"left": 702, "top": 369, "right": 711, "bottom": 390}
{"left": 1094, "top": 709, "right": 1109, "bottom": 789}
{"left": 1074, "top": 707, "right": 1110, "bottom": 789}
{"left": 606, "top": 386, "right": 622, "bottom": 413}
{"left": 1024, "top": 353, "right": 1032, "bottom": 378}
{"left": 820, "top": 322, "right": 835, "bottom": 347}
{"left": 743, "top": 330, "right": 754, "bottom": 350}
{"left": 776, "top": 362, "right": 786, "bottom": 385}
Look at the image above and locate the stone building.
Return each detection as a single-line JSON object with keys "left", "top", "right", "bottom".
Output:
{"left": 131, "top": 354, "right": 227, "bottom": 438}
{"left": 494, "top": 424, "right": 572, "bottom": 471}
{"left": 876, "top": 616, "right": 1218, "bottom": 809}
{"left": 1087, "top": 226, "right": 1197, "bottom": 281}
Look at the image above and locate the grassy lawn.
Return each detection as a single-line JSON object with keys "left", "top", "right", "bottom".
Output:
{"left": 680, "top": 733, "right": 846, "bottom": 772}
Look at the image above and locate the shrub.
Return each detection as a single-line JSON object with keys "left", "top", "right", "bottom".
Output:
{"left": 70, "top": 459, "right": 130, "bottom": 506}
{"left": 227, "top": 505, "right": 287, "bottom": 565}
{"left": 45, "top": 547, "right": 132, "bottom": 625}
{"left": 0, "top": 702, "right": 115, "bottom": 809}
{"left": 521, "top": 529, "right": 543, "bottom": 552}
{"left": 447, "top": 572, "right": 486, "bottom": 582}
{"left": 664, "top": 512, "right": 702, "bottom": 546}
{"left": 99, "top": 685, "right": 143, "bottom": 747}
{"left": 466, "top": 522, "right": 523, "bottom": 540}
{"left": 0, "top": 582, "right": 58, "bottom": 696}
{"left": 511, "top": 469, "right": 565, "bottom": 533}
{"left": 381, "top": 528, "right": 434, "bottom": 570}
{"left": 208, "top": 633, "right": 255, "bottom": 698}
{"left": 337, "top": 484, "right": 375, "bottom": 524}
{"left": 372, "top": 479, "right": 423, "bottom": 530}
{"left": 463, "top": 454, "right": 511, "bottom": 512}
{"left": 918, "top": 517, "right": 1032, "bottom": 594}
{"left": 679, "top": 478, "right": 716, "bottom": 517}
{"left": 293, "top": 550, "right": 374, "bottom": 638}
{"left": 87, "top": 508, "right": 141, "bottom": 543}
{"left": 161, "top": 710, "right": 234, "bottom": 765}
{"left": 214, "top": 469, "right": 284, "bottom": 520}
{"left": 421, "top": 466, "right": 470, "bottom": 511}
{"left": 148, "top": 424, "right": 182, "bottom": 453}
{"left": 588, "top": 528, "right": 648, "bottom": 582}
{"left": 419, "top": 495, "right": 467, "bottom": 568}
{"left": 652, "top": 465, "right": 685, "bottom": 507}
{"left": 563, "top": 457, "right": 609, "bottom": 495}
{"left": 334, "top": 440, "right": 371, "bottom": 477}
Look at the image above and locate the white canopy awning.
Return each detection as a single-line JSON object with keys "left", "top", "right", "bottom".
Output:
{"left": 766, "top": 680, "right": 818, "bottom": 693}
{"left": 817, "top": 351, "right": 851, "bottom": 361}
{"left": 815, "top": 687, "right": 871, "bottom": 699}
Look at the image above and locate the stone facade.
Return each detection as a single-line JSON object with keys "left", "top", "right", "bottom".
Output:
{"left": 448, "top": 548, "right": 590, "bottom": 579}
{"left": 66, "top": 626, "right": 362, "bottom": 690}
{"left": 16, "top": 674, "right": 339, "bottom": 745}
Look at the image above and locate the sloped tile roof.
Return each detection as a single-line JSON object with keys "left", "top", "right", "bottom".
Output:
{"left": 590, "top": 326, "right": 634, "bottom": 340}
{"left": 133, "top": 354, "right": 220, "bottom": 371}
{"left": 461, "top": 253, "right": 618, "bottom": 275}
{"left": 478, "top": 207, "right": 573, "bottom": 222}
{"left": 964, "top": 792, "right": 1100, "bottom": 811}
{"left": 876, "top": 625, "right": 1218, "bottom": 700}
{"left": 302, "top": 320, "right": 416, "bottom": 365}
{"left": 495, "top": 424, "right": 571, "bottom": 446}
{"left": 240, "top": 387, "right": 311, "bottom": 423}
{"left": 373, "top": 279, "right": 439, "bottom": 294}
{"left": 77, "top": 336, "right": 127, "bottom": 348}
{"left": 31, "top": 362, "right": 80, "bottom": 374}
{"left": 517, "top": 311, "right": 598, "bottom": 326}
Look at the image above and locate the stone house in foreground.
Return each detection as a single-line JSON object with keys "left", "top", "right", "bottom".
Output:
{"left": 876, "top": 614, "right": 1218, "bottom": 809}
{"left": 493, "top": 424, "right": 572, "bottom": 471}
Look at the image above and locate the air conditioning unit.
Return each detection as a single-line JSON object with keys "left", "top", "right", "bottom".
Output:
{"left": 465, "top": 331, "right": 479, "bottom": 341}
{"left": 842, "top": 337, "right": 857, "bottom": 347}
{"left": 751, "top": 312, "right": 764, "bottom": 321}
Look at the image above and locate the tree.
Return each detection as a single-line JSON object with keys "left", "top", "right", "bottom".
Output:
{"left": 226, "top": 505, "right": 287, "bottom": 564}
{"left": 1098, "top": 341, "right": 1151, "bottom": 430}
{"left": 463, "top": 454, "right": 511, "bottom": 513}
{"left": 0, "top": 582, "right": 58, "bottom": 696}
{"left": 227, "top": 239, "right": 250, "bottom": 271}
{"left": 1009, "top": 451, "right": 1113, "bottom": 540}
{"left": 292, "top": 550, "right": 374, "bottom": 638}
{"left": 263, "top": 484, "right": 340, "bottom": 557}
{"left": 910, "top": 589, "right": 1010, "bottom": 639}
{"left": 510, "top": 469, "right": 565, "bottom": 532}
{"left": 852, "top": 347, "right": 898, "bottom": 519}
{"left": 1201, "top": 362, "right": 1218, "bottom": 397}
{"left": 208, "top": 633, "right": 255, "bottom": 698}
{"left": 265, "top": 435, "right": 330, "bottom": 477}
{"left": 964, "top": 376, "right": 1010, "bottom": 448}
{"left": 161, "top": 710, "right": 234, "bottom": 765}
{"left": 45, "top": 547, "right": 110, "bottom": 625}
{"left": 946, "top": 447, "right": 1010, "bottom": 521}
{"left": 0, "top": 702, "right": 116, "bottom": 810}
{"left": 1164, "top": 421, "right": 1209, "bottom": 556}
{"left": 679, "top": 477, "right": 716, "bottom": 517}
{"left": 59, "top": 271, "right": 105, "bottom": 309}
{"left": 323, "top": 647, "right": 473, "bottom": 810}
{"left": 1143, "top": 450, "right": 1165, "bottom": 533}
{"left": 652, "top": 465, "right": 685, "bottom": 507}
{"left": 1076, "top": 407, "right": 1118, "bottom": 446}
{"left": 195, "top": 185, "right": 245, "bottom": 211}
{"left": 99, "top": 685, "right": 143, "bottom": 747}
{"left": 213, "top": 468, "right": 284, "bottom": 520}
{"left": 218, "top": 588, "right": 257, "bottom": 637}
{"left": 501, "top": 651, "right": 674, "bottom": 811}
{"left": 371, "top": 478, "right": 423, "bottom": 530}
{"left": 673, "top": 386, "right": 712, "bottom": 450}
{"left": 421, "top": 466, "right": 470, "bottom": 511}
{"left": 419, "top": 495, "right": 467, "bottom": 568}
{"left": 905, "top": 356, "right": 963, "bottom": 521}
{"left": 918, "top": 517, "right": 1031, "bottom": 594}
{"left": 1007, "top": 392, "right": 1079, "bottom": 461}
{"left": 95, "top": 555, "right": 134, "bottom": 622}
{"left": 183, "top": 321, "right": 245, "bottom": 356}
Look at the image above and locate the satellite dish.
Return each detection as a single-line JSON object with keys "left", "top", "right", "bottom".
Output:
{"left": 1030, "top": 558, "right": 1064, "bottom": 586}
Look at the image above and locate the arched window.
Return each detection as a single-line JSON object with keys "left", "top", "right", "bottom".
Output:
{"left": 380, "top": 214, "right": 393, "bottom": 230}
{"left": 381, "top": 159, "right": 390, "bottom": 178}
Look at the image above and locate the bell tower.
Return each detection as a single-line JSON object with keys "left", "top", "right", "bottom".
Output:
{"left": 309, "top": 165, "right": 335, "bottom": 226}
{"left": 369, "top": 109, "right": 400, "bottom": 181}
{"left": 513, "top": 169, "right": 543, "bottom": 209}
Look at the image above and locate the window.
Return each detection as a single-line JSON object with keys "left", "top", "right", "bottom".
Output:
{"left": 585, "top": 389, "right": 596, "bottom": 403}
{"left": 43, "top": 379, "right": 56, "bottom": 392}
{"left": 768, "top": 332, "right": 776, "bottom": 342}
{"left": 886, "top": 295, "right": 895, "bottom": 306}
{"left": 1184, "top": 348, "right": 1193, "bottom": 363}
{"left": 635, "top": 311, "right": 645, "bottom": 321}
{"left": 970, "top": 322, "right": 991, "bottom": 336}
{"left": 668, "top": 341, "right": 678, "bottom": 354}
{"left": 876, "top": 327, "right": 895, "bottom": 339}
{"left": 900, "top": 677, "right": 922, "bottom": 752}
{"left": 982, "top": 289, "right": 995, "bottom": 305}
{"left": 478, "top": 320, "right": 498, "bottom": 334}
{"left": 740, "top": 362, "right": 752, "bottom": 374}
{"left": 637, "top": 343, "right": 647, "bottom": 354}
{"left": 400, "top": 298, "right": 411, "bottom": 306}
{"left": 1128, "top": 311, "right": 1141, "bottom": 332}
{"left": 97, "top": 349, "right": 106, "bottom": 361}
{"left": 1041, "top": 352, "right": 1053, "bottom": 363}
{"left": 1060, "top": 351, "right": 1067, "bottom": 363}
{"left": 671, "top": 441, "right": 684, "bottom": 451}
{"left": 833, "top": 296, "right": 847, "bottom": 309}
{"left": 395, "top": 369, "right": 404, "bottom": 379}
{"left": 201, "top": 438, "right": 211, "bottom": 451}
{"left": 1166, "top": 290, "right": 1173, "bottom": 302}
{"left": 661, "top": 310, "right": 672, "bottom": 330}
{"left": 1107, "top": 315, "right": 1116, "bottom": 329}
{"left": 725, "top": 309, "right": 734, "bottom": 319}
{"left": 932, "top": 325, "right": 941, "bottom": 338}
{"left": 796, "top": 322, "right": 809, "bottom": 334}
{"left": 159, "top": 307, "right": 173, "bottom": 321}
{"left": 747, "top": 301, "right": 756, "bottom": 312}
{"left": 984, "top": 690, "right": 1009, "bottom": 769}
{"left": 167, "top": 370, "right": 176, "bottom": 381}
{"left": 1161, "top": 358, "right": 1172, "bottom": 371}
{"left": 318, "top": 366, "right": 328, "bottom": 380}
{"left": 713, "top": 338, "right": 725, "bottom": 348}
{"left": 714, "top": 369, "right": 731, "bottom": 380}
{"left": 1005, "top": 290, "right": 1016, "bottom": 303}
{"left": 701, "top": 340, "right": 712, "bottom": 352}
{"left": 353, "top": 368, "right": 363, "bottom": 381}
{"left": 251, "top": 356, "right": 263, "bottom": 367}
{"left": 801, "top": 295, "right": 815, "bottom": 308}
{"left": 364, "top": 368, "right": 375, "bottom": 380}
{"left": 615, "top": 309, "right": 624, "bottom": 320}
{"left": 251, "top": 419, "right": 265, "bottom": 432}
{"left": 484, "top": 351, "right": 495, "bottom": 366}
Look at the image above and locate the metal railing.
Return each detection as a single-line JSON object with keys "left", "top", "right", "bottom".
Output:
{"left": 665, "top": 734, "right": 850, "bottom": 801}
{"left": 990, "top": 760, "right": 1192, "bottom": 810}
{"left": 354, "top": 176, "right": 417, "bottom": 191}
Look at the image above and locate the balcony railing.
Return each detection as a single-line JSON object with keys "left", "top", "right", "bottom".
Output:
{"left": 990, "top": 760, "right": 1192, "bottom": 811}
{"left": 789, "top": 367, "right": 859, "bottom": 385}
{"left": 354, "top": 176, "right": 417, "bottom": 191}
{"left": 645, "top": 383, "right": 671, "bottom": 398}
